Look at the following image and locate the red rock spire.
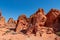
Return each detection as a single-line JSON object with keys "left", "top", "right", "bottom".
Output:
{"left": 36, "top": 8, "right": 45, "bottom": 15}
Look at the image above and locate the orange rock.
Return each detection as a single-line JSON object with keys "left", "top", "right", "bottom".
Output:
{"left": 26, "top": 8, "right": 47, "bottom": 36}
{"left": 16, "top": 14, "right": 28, "bottom": 33}
{"left": 5, "top": 18, "right": 17, "bottom": 31}
{"left": 8, "top": 18, "right": 15, "bottom": 24}
{"left": 0, "top": 12, "right": 5, "bottom": 27}
{"left": 53, "top": 15, "right": 60, "bottom": 32}
{"left": 45, "top": 9, "right": 60, "bottom": 32}
{"left": 30, "top": 8, "right": 47, "bottom": 26}
{"left": 45, "top": 9, "right": 60, "bottom": 27}
{"left": 0, "top": 9, "right": 59, "bottom": 40}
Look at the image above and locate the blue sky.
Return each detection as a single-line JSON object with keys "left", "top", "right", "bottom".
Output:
{"left": 0, "top": 0, "right": 60, "bottom": 21}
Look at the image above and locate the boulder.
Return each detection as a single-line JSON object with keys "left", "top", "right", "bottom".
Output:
{"left": 16, "top": 14, "right": 29, "bottom": 33}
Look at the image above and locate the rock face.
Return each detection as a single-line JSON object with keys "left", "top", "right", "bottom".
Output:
{"left": 6, "top": 18, "right": 17, "bottom": 30}
{"left": 26, "top": 9, "right": 47, "bottom": 36}
{"left": 0, "top": 8, "right": 60, "bottom": 40}
{"left": 0, "top": 12, "right": 5, "bottom": 27}
{"left": 30, "top": 9, "right": 47, "bottom": 26}
{"left": 53, "top": 15, "right": 60, "bottom": 32}
{"left": 7, "top": 18, "right": 17, "bottom": 25}
{"left": 16, "top": 14, "right": 29, "bottom": 33}
{"left": 8, "top": 18, "right": 16, "bottom": 24}
{"left": 45, "top": 9, "right": 60, "bottom": 32}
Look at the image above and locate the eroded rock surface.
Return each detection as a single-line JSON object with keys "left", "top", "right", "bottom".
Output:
{"left": 45, "top": 9, "right": 60, "bottom": 32}
{"left": 26, "top": 9, "right": 47, "bottom": 36}
{"left": 0, "top": 9, "right": 60, "bottom": 40}
{"left": 16, "top": 14, "right": 29, "bottom": 33}
{"left": 0, "top": 12, "right": 5, "bottom": 27}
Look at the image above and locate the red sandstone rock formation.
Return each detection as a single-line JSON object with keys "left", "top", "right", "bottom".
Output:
{"left": 53, "top": 15, "right": 60, "bottom": 32}
{"left": 8, "top": 18, "right": 15, "bottom": 24}
{"left": 0, "top": 8, "right": 59, "bottom": 40}
{"left": 0, "top": 12, "right": 5, "bottom": 27}
{"left": 26, "top": 9, "right": 47, "bottom": 36}
{"left": 45, "top": 9, "right": 60, "bottom": 32}
{"left": 6, "top": 18, "right": 17, "bottom": 30}
{"left": 16, "top": 14, "right": 29, "bottom": 33}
